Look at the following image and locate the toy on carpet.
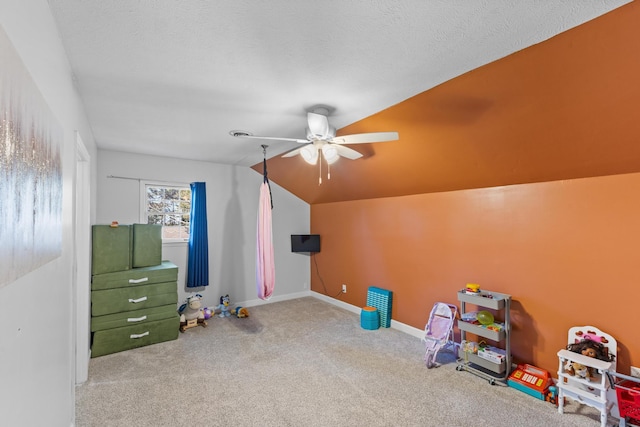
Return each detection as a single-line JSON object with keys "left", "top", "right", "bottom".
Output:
{"left": 178, "top": 294, "right": 207, "bottom": 332}
{"left": 564, "top": 337, "right": 614, "bottom": 381}
{"left": 216, "top": 294, "right": 232, "bottom": 317}
{"left": 202, "top": 307, "right": 214, "bottom": 320}
{"left": 233, "top": 306, "right": 249, "bottom": 318}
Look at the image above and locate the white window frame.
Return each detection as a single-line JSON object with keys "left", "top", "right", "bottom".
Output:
{"left": 140, "top": 180, "right": 191, "bottom": 243}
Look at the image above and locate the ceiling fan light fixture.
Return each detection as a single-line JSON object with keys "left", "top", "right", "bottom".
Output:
{"left": 300, "top": 144, "right": 318, "bottom": 165}
{"left": 322, "top": 144, "right": 339, "bottom": 164}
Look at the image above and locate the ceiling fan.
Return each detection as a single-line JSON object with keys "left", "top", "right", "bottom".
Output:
{"left": 230, "top": 107, "right": 399, "bottom": 165}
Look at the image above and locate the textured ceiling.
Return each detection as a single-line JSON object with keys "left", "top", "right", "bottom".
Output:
{"left": 48, "top": 0, "right": 629, "bottom": 172}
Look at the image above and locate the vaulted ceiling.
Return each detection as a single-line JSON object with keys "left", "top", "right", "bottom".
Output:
{"left": 256, "top": 1, "right": 640, "bottom": 203}
{"left": 47, "top": 1, "right": 635, "bottom": 204}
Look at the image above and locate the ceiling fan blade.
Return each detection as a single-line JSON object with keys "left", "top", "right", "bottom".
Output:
{"left": 281, "top": 147, "right": 304, "bottom": 158}
{"left": 307, "top": 112, "right": 331, "bottom": 139}
{"left": 232, "top": 133, "right": 307, "bottom": 144}
{"left": 333, "top": 144, "right": 363, "bottom": 160}
{"left": 331, "top": 131, "right": 399, "bottom": 145}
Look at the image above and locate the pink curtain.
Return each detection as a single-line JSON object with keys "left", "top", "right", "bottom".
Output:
{"left": 256, "top": 181, "right": 275, "bottom": 299}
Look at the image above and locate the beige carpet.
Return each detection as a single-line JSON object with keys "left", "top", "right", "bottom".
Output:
{"left": 76, "top": 297, "right": 603, "bottom": 426}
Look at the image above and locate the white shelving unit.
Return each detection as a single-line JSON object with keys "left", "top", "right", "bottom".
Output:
{"left": 456, "top": 290, "right": 512, "bottom": 384}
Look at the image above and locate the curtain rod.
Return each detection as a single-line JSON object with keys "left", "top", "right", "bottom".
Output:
{"left": 107, "top": 175, "right": 189, "bottom": 185}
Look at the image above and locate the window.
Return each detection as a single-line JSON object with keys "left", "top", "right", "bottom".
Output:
{"left": 141, "top": 182, "right": 191, "bottom": 241}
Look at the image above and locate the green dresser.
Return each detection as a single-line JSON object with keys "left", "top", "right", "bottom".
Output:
{"left": 91, "top": 225, "right": 132, "bottom": 275}
{"left": 91, "top": 261, "right": 178, "bottom": 291}
{"left": 90, "top": 225, "right": 179, "bottom": 357}
{"left": 91, "top": 280, "right": 177, "bottom": 316}
{"left": 91, "top": 317, "right": 179, "bottom": 358}
{"left": 132, "top": 223, "right": 162, "bottom": 268}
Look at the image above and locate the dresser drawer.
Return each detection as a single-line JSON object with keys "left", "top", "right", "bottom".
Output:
{"left": 91, "top": 304, "right": 178, "bottom": 332}
{"left": 92, "top": 261, "right": 178, "bottom": 291}
{"left": 91, "top": 316, "right": 180, "bottom": 357}
{"left": 91, "top": 281, "right": 177, "bottom": 316}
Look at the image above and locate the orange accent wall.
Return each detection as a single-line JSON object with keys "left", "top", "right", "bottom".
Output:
{"left": 311, "top": 173, "right": 639, "bottom": 375}
{"left": 257, "top": 1, "right": 640, "bottom": 205}
{"left": 250, "top": 2, "right": 640, "bottom": 375}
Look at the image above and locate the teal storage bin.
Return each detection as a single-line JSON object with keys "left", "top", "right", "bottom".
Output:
{"left": 361, "top": 306, "right": 380, "bottom": 330}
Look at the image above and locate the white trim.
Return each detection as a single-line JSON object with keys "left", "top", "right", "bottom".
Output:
{"left": 390, "top": 319, "right": 424, "bottom": 339}
{"left": 73, "top": 131, "right": 91, "bottom": 386}
{"left": 139, "top": 180, "right": 191, "bottom": 242}
{"left": 233, "top": 290, "right": 424, "bottom": 340}
{"left": 234, "top": 291, "right": 313, "bottom": 309}
{"left": 309, "top": 291, "right": 424, "bottom": 339}
{"left": 162, "top": 241, "right": 188, "bottom": 247}
{"left": 310, "top": 291, "right": 360, "bottom": 314}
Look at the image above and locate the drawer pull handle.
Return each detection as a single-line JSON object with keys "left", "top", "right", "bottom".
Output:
{"left": 128, "top": 296, "right": 148, "bottom": 303}
{"left": 129, "top": 277, "right": 149, "bottom": 284}
{"left": 130, "top": 331, "right": 149, "bottom": 339}
{"left": 127, "top": 315, "right": 147, "bottom": 322}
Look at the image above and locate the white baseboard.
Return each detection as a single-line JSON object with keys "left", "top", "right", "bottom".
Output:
{"left": 310, "top": 291, "right": 360, "bottom": 314}
{"left": 234, "top": 291, "right": 313, "bottom": 309}
{"left": 235, "top": 290, "right": 424, "bottom": 340}
{"left": 390, "top": 319, "right": 424, "bottom": 340}
{"left": 309, "top": 291, "right": 424, "bottom": 340}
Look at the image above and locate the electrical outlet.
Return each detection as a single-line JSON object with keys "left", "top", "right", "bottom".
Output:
{"left": 342, "top": 284, "right": 347, "bottom": 293}
{"left": 631, "top": 366, "right": 640, "bottom": 378}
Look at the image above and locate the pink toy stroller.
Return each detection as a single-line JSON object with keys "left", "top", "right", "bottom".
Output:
{"left": 423, "top": 302, "right": 458, "bottom": 368}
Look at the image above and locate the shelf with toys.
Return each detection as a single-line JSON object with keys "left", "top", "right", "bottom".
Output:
{"left": 456, "top": 285, "right": 512, "bottom": 384}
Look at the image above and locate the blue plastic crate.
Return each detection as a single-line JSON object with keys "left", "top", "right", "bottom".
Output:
{"left": 366, "top": 286, "right": 392, "bottom": 328}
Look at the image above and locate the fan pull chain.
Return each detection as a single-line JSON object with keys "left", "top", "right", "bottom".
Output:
{"left": 317, "top": 148, "right": 332, "bottom": 185}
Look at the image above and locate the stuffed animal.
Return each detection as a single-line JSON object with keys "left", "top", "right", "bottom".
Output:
{"left": 202, "top": 307, "right": 214, "bottom": 320}
{"left": 178, "top": 294, "right": 207, "bottom": 332}
{"left": 233, "top": 306, "right": 249, "bottom": 318}
{"left": 216, "top": 294, "right": 231, "bottom": 317}
{"left": 565, "top": 360, "right": 591, "bottom": 379}
{"left": 564, "top": 338, "right": 614, "bottom": 381}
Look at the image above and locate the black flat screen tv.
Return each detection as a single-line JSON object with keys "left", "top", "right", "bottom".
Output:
{"left": 291, "top": 234, "right": 320, "bottom": 253}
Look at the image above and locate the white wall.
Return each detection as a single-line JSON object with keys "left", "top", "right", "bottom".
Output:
{"left": 97, "top": 150, "right": 311, "bottom": 311}
{"left": 0, "top": 1, "right": 98, "bottom": 426}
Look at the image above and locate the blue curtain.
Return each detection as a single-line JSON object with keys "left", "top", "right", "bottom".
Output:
{"left": 187, "top": 182, "right": 209, "bottom": 288}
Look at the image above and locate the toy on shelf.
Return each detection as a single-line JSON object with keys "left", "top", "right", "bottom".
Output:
{"left": 460, "top": 283, "right": 495, "bottom": 300}
{"left": 477, "top": 310, "right": 494, "bottom": 325}
{"left": 216, "top": 294, "right": 231, "bottom": 317}
{"left": 564, "top": 338, "right": 614, "bottom": 381}
{"left": 178, "top": 294, "right": 207, "bottom": 332}
{"left": 459, "top": 311, "right": 503, "bottom": 332}
{"left": 465, "top": 283, "right": 481, "bottom": 295}
{"left": 477, "top": 344, "right": 506, "bottom": 364}
{"left": 461, "top": 340, "right": 478, "bottom": 355}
